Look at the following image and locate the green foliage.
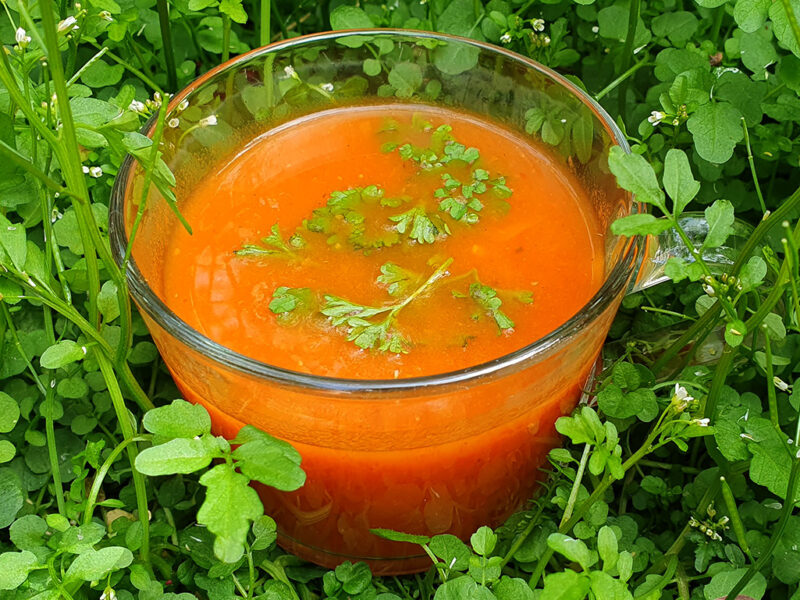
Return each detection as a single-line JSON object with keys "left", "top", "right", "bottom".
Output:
{"left": 0, "top": 0, "right": 799, "bottom": 598}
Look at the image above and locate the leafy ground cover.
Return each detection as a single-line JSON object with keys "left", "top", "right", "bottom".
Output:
{"left": 1, "top": 0, "right": 800, "bottom": 598}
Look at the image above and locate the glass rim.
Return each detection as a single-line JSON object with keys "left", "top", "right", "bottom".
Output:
{"left": 109, "top": 28, "right": 640, "bottom": 394}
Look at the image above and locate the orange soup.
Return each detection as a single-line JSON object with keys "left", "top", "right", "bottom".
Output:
{"left": 162, "top": 104, "right": 603, "bottom": 378}
{"left": 155, "top": 103, "right": 607, "bottom": 571}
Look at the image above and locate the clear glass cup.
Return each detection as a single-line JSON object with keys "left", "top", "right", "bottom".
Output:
{"left": 112, "top": 30, "right": 659, "bottom": 574}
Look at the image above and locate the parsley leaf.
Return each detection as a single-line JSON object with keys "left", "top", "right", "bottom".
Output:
{"left": 268, "top": 287, "right": 315, "bottom": 324}
{"left": 390, "top": 207, "right": 448, "bottom": 244}
{"left": 236, "top": 224, "right": 306, "bottom": 258}
{"left": 455, "top": 281, "right": 524, "bottom": 332}
{"left": 377, "top": 263, "right": 421, "bottom": 297}
{"left": 321, "top": 258, "right": 454, "bottom": 354}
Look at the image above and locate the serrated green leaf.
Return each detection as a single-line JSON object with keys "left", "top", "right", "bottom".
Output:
{"left": 40, "top": 340, "right": 86, "bottom": 369}
{"left": 197, "top": 464, "right": 264, "bottom": 563}
{"left": 231, "top": 425, "right": 305, "bottom": 491}
{"left": 0, "top": 215, "right": 26, "bottom": 272}
{"left": 687, "top": 103, "right": 744, "bottom": 164}
{"left": 142, "top": 399, "right": 212, "bottom": 439}
{"left": 607, "top": 146, "right": 667, "bottom": 212}
{"left": 735, "top": 0, "right": 770, "bottom": 31}
{"left": 387, "top": 62, "right": 423, "bottom": 98}
{"left": 663, "top": 149, "right": 700, "bottom": 215}
{"left": 703, "top": 199, "right": 735, "bottom": 249}
{"left": 539, "top": 570, "right": 591, "bottom": 600}
{"left": 547, "top": 534, "right": 596, "bottom": 570}
{"left": 0, "top": 551, "right": 38, "bottom": 590}
{"left": 135, "top": 436, "right": 216, "bottom": 475}
{"left": 610, "top": 213, "right": 674, "bottom": 236}
{"left": 65, "top": 546, "right": 133, "bottom": 581}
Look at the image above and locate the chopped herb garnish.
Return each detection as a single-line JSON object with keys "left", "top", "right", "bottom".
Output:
{"left": 389, "top": 207, "right": 449, "bottom": 244}
{"left": 321, "top": 258, "right": 454, "bottom": 353}
{"left": 377, "top": 262, "right": 421, "bottom": 297}
{"left": 235, "top": 224, "right": 306, "bottom": 258}
{"left": 241, "top": 116, "right": 527, "bottom": 353}
{"left": 268, "top": 287, "right": 315, "bottom": 324}
{"left": 454, "top": 280, "right": 532, "bottom": 333}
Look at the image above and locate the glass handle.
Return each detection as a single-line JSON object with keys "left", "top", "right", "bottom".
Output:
{"left": 628, "top": 212, "right": 756, "bottom": 295}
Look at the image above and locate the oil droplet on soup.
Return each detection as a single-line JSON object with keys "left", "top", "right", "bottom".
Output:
{"left": 162, "top": 104, "right": 604, "bottom": 379}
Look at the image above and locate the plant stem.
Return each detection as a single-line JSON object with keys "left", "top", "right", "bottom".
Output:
{"left": 595, "top": 59, "right": 651, "bottom": 102}
{"left": 96, "top": 352, "right": 151, "bottom": 564}
{"left": 260, "top": 0, "right": 271, "bottom": 47}
{"left": 560, "top": 444, "right": 591, "bottom": 527}
{"left": 83, "top": 435, "right": 150, "bottom": 524}
{"left": 156, "top": 0, "right": 178, "bottom": 91}
{"left": 742, "top": 118, "right": 767, "bottom": 214}
{"left": 617, "top": 0, "right": 642, "bottom": 118}
{"left": 222, "top": 14, "right": 231, "bottom": 63}
{"left": 763, "top": 331, "right": 780, "bottom": 428}
{"left": 719, "top": 476, "right": 753, "bottom": 561}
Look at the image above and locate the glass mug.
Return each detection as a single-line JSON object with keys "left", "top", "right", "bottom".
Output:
{"left": 109, "top": 30, "right": 744, "bottom": 574}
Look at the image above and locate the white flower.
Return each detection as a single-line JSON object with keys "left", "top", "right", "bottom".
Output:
{"left": 82, "top": 166, "right": 89, "bottom": 174}
{"left": 773, "top": 376, "right": 790, "bottom": 392}
{"left": 199, "top": 115, "right": 217, "bottom": 127}
{"left": 16, "top": 27, "right": 31, "bottom": 48}
{"left": 674, "top": 384, "right": 693, "bottom": 402}
{"left": 57, "top": 16, "right": 79, "bottom": 33}
{"left": 691, "top": 417, "right": 711, "bottom": 427}
{"left": 128, "top": 99, "right": 146, "bottom": 114}
{"left": 532, "top": 18, "right": 545, "bottom": 32}
{"left": 647, "top": 110, "right": 665, "bottom": 126}
{"left": 99, "top": 10, "right": 113, "bottom": 21}
{"left": 283, "top": 65, "right": 296, "bottom": 77}
{"left": 542, "top": 36, "right": 551, "bottom": 45}
{"left": 177, "top": 99, "right": 189, "bottom": 112}
{"left": 89, "top": 166, "right": 103, "bottom": 178}
{"left": 591, "top": 25, "right": 599, "bottom": 33}
{"left": 168, "top": 118, "right": 180, "bottom": 128}
{"left": 320, "top": 82, "right": 334, "bottom": 92}
{"left": 500, "top": 33, "right": 512, "bottom": 44}
{"left": 100, "top": 588, "right": 117, "bottom": 600}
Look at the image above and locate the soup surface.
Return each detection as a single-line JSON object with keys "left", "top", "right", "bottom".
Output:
{"left": 162, "top": 104, "right": 603, "bottom": 379}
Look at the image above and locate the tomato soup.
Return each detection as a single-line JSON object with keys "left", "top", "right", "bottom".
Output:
{"left": 156, "top": 104, "right": 606, "bottom": 570}
{"left": 163, "top": 105, "right": 602, "bottom": 377}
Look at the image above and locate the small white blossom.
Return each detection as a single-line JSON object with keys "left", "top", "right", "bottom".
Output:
{"left": 542, "top": 36, "right": 551, "bottom": 45}
{"left": 16, "top": 27, "right": 31, "bottom": 48}
{"left": 82, "top": 166, "right": 90, "bottom": 174}
{"left": 500, "top": 33, "right": 512, "bottom": 44}
{"left": 178, "top": 99, "right": 189, "bottom": 112}
{"left": 672, "top": 117, "right": 680, "bottom": 126}
{"left": 199, "top": 115, "right": 217, "bottom": 127}
{"left": 702, "top": 283, "right": 716, "bottom": 297}
{"left": 57, "top": 16, "right": 79, "bottom": 33}
{"left": 284, "top": 65, "right": 296, "bottom": 77}
{"left": 591, "top": 25, "right": 599, "bottom": 33}
{"left": 168, "top": 117, "right": 180, "bottom": 128}
{"left": 691, "top": 417, "right": 711, "bottom": 427}
{"left": 647, "top": 110, "right": 665, "bottom": 126}
{"left": 531, "top": 18, "right": 545, "bottom": 32}
{"left": 674, "top": 384, "right": 693, "bottom": 402}
{"left": 99, "top": 10, "right": 113, "bottom": 21}
{"left": 773, "top": 376, "right": 790, "bottom": 392}
{"left": 128, "top": 99, "right": 146, "bottom": 114}
{"left": 89, "top": 166, "right": 103, "bottom": 178}
{"left": 100, "top": 588, "right": 117, "bottom": 600}
{"left": 320, "top": 82, "right": 334, "bottom": 92}
{"left": 153, "top": 91, "right": 162, "bottom": 107}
